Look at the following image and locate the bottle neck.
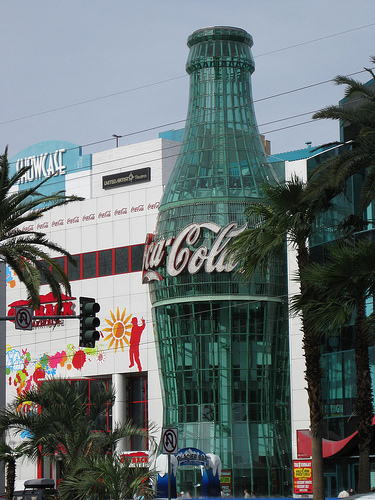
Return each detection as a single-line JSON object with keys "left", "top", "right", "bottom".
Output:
{"left": 160, "top": 66, "right": 272, "bottom": 209}
{"left": 159, "top": 29, "right": 280, "bottom": 210}
{"left": 185, "top": 65, "right": 257, "bottom": 132}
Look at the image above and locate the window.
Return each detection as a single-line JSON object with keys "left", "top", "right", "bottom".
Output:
{"left": 127, "top": 375, "right": 148, "bottom": 450}
{"left": 115, "top": 247, "right": 129, "bottom": 274}
{"left": 39, "top": 260, "right": 52, "bottom": 286}
{"left": 37, "top": 244, "right": 143, "bottom": 284}
{"left": 52, "top": 257, "right": 65, "bottom": 283}
{"left": 82, "top": 252, "right": 96, "bottom": 279}
{"left": 99, "top": 249, "right": 113, "bottom": 277}
{"left": 67, "top": 255, "right": 81, "bottom": 281}
{"left": 131, "top": 245, "right": 144, "bottom": 272}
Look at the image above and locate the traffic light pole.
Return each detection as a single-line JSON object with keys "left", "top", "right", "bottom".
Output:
{"left": 1, "top": 297, "right": 100, "bottom": 344}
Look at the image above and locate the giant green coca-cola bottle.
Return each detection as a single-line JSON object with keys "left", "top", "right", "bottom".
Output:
{"left": 143, "top": 27, "right": 291, "bottom": 496}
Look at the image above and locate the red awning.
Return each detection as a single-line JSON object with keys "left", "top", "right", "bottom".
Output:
{"left": 297, "top": 417, "right": 375, "bottom": 458}
{"left": 297, "top": 429, "right": 357, "bottom": 458}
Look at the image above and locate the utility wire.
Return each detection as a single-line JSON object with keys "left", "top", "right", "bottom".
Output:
{"left": 254, "top": 22, "right": 375, "bottom": 57}
{"left": 0, "top": 76, "right": 187, "bottom": 126}
{"left": 1, "top": 16, "right": 373, "bottom": 128}
{"left": 7, "top": 65, "right": 370, "bottom": 176}
{"left": 5, "top": 117, "right": 340, "bottom": 196}
{"left": 4, "top": 65, "right": 370, "bottom": 177}
{"left": 5, "top": 114, "right": 343, "bottom": 189}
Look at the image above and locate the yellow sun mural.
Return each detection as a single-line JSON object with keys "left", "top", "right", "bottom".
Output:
{"left": 103, "top": 307, "right": 132, "bottom": 353}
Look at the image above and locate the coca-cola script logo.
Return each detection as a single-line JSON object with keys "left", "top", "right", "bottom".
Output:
{"left": 83, "top": 213, "right": 95, "bottom": 222}
{"left": 131, "top": 205, "right": 144, "bottom": 213}
{"left": 52, "top": 219, "right": 64, "bottom": 227}
{"left": 98, "top": 211, "right": 111, "bottom": 219}
{"left": 142, "top": 221, "right": 247, "bottom": 283}
{"left": 147, "top": 202, "right": 160, "bottom": 210}
{"left": 67, "top": 217, "right": 79, "bottom": 224}
{"left": 114, "top": 208, "right": 128, "bottom": 216}
{"left": 22, "top": 225, "right": 34, "bottom": 232}
{"left": 37, "top": 222, "right": 49, "bottom": 230}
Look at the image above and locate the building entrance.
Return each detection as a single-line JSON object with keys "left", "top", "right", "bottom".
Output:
{"left": 324, "top": 473, "right": 338, "bottom": 498}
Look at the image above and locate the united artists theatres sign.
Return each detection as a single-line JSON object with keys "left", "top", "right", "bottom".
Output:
{"left": 102, "top": 167, "right": 151, "bottom": 190}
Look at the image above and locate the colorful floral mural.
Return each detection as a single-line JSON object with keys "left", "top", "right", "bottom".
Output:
{"left": 6, "top": 265, "right": 16, "bottom": 288}
{"left": 6, "top": 305, "right": 146, "bottom": 396}
{"left": 6, "top": 342, "right": 99, "bottom": 395}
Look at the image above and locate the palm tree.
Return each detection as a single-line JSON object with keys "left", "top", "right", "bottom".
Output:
{"left": 0, "top": 440, "right": 27, "bottom": 500}
{"left": 0, "top": 379, "right": 156, "bottom": 486}
{"left": 293, "top": 239, "right": 375, "bottom": 493}
{"left": 309, "top": 58, "right": 375, "bottom": 214}
{"left": 58, "top": 453, "right": 156, "bottom": 500}
{"left": 0, "top": 147, "right": 83, "bottom": 312}
{"left": 299, "top": 58, "right": 375, "bottom": 493}
{"left": 226, "top": 176, "right": 338, "bottom": 500}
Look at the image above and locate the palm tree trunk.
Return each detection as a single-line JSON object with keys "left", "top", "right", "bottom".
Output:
{"left": 303, "top": 329, "right": 324, "bottom": 500}
{"left": 355, "top": 298, "right": 373, "bottom": 493}
{"left": 298, "top": 244, "right": 324, "bottom": 500}
{"left": 5, "top": 459, "right": 16, "bottom": 500}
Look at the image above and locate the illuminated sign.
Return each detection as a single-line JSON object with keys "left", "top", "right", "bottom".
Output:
{"left": 142, "top": 221, "right": 247, "bottom": 283}
{"left": 176, "top": 447, "right": 207, "bottom": 466}
{"left": 102, "top": 167, "right": 151, "bottom": 190}
{"left": 293, "top": 460, "right": 313, "bottom": 495}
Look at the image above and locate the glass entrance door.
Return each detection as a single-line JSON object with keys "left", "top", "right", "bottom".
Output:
{"left": 324, "top": 473, "right": 338, "bottom": 498}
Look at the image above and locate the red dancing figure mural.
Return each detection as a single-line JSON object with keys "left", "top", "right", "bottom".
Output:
{"left": 129, "top": 317, "right": 145, "bottom": 371}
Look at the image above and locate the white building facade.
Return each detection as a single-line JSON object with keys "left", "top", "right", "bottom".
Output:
{"left": 6, "top": 137, "right": 180, "bottom": 488}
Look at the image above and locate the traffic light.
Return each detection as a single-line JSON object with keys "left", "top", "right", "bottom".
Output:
{"left": 79, "top": 297, "right": 100, "bottom": 348}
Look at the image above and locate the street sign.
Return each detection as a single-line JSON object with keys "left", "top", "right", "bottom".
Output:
{"left": 15, "top": 307, "right": 33, "bottom": 330}
{"left": 162, "top": 427, "right": 178, "bottom": 454}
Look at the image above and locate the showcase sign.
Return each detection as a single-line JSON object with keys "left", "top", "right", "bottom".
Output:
{"left": 102, "top": 167, "right": 151, "bottom": 190}
{"left": 293, "top": 460, "right": 313, "bottom": 495}
{"left": 10, "top": 140, "right": 92, "bottom": 197}
{"left": 142, "top": 221, "right": 247, "bottom": 283}
{"left": 16, "top": 148, "right": 67, "bottom": 184}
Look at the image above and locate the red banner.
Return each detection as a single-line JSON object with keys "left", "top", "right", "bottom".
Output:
{"left": 293, "top": 460, "right": 313, "bottom": 495}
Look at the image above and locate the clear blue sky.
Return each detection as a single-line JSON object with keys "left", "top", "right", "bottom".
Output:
{"left": 1, "top": 0, "right": 374, "bottom": 158}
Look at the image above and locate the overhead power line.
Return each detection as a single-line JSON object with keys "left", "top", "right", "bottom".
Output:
{"left": 1, "top": 19, "right": 374, "bottom": 127}
{"left": 255, "top": 22, "right": 375, "bottom": 57}
{"left": 0, "top": 76, "right": 187, "bottom": 126}
{"left": 7, "top": 66, "right": 369, "bottom": 165}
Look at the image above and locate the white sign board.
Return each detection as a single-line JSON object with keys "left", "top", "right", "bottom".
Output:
{"left": 15, "top": 307, "right": 33, "bottom": 330}
{"left": 162, "top": 427, "right": 178, "bottom": 454}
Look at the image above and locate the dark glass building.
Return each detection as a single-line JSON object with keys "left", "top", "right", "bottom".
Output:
{"left": 143, "top": 27, "right": 291, "bottom": 497}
